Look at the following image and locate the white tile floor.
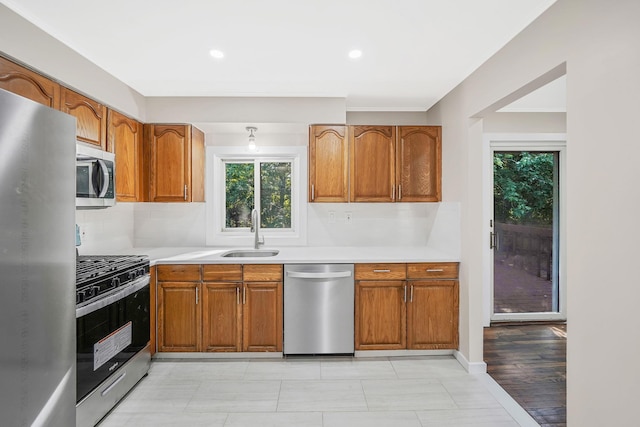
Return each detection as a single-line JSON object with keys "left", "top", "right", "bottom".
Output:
{"left": 99, "top": 356, "right": 536, "bottom": 427}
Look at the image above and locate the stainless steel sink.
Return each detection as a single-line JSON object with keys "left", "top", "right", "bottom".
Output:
{"left": 221, "top": 249, "right": 280, "bottom": 258}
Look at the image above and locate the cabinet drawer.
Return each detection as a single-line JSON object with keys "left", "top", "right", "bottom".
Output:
{"left": 355, "top": 263, "right": 406, "bottom": 280}
{"left": 203, "top": 264, "right": 242, "bottom": 282}
{"left": 157, "top": 264, "right": 201, "bottom": 281}
{"left": 407, "top": 262, "right": 459, "bottom": 279}
{"left": 243, "top": 264, "right": 283, "bottom": 282}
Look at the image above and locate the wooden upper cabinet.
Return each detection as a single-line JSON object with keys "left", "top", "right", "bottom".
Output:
{"left": 107, "top": 110, "right": 143, "bottom": 202}
{"left": 61, "top": 87, "right": 107, "bottom": 149}
{"left": 350, "top": 126, "right": 396, "bottom": 202}
{"left": 0, "top": 56, "right": 60, "bottom": 109}
{"left": 146, "top": 124, "right": 205, "bottom": 203}
{"left": 396, "top": 126, "right": 441, "bottom": 202}
{"left": 309, "top": 125, "right": 349, "bottom": 202}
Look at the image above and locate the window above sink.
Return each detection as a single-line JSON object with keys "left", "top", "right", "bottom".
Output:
{"left": 206, "top": 146, "right": 308, "bottom": 247}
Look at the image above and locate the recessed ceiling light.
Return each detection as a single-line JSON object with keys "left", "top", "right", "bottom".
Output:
{"left": 348, "top": 49, "right": 362, "bottom": 59}
{"left": 209, "top": 49, "right": 225, "bottom": 59}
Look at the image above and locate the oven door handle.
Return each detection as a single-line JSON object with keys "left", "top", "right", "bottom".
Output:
{"left": 76, "top": 275, "right": 150, "bottom": 318}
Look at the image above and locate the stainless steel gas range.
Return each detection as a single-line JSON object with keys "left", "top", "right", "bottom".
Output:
{"left": 75, "top": 255, "right": 151, "bottom": 427}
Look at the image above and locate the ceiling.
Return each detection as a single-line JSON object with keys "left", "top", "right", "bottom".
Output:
{"left": 2, "top": 0, "right": 555, "bottom": 111}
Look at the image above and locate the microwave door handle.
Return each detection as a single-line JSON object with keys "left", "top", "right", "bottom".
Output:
{"left": 96, "top": 160, "right": 110, "bottom": 198}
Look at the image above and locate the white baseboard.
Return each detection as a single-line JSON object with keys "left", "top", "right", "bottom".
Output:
{"left": 355, "top": 349, "right": 454, "bottom": 358}
{"left": 477, "top": 373, "right": 540, "bottom": 427}
{"left": 453, "top": 350, "right": 487, "bottom": 374}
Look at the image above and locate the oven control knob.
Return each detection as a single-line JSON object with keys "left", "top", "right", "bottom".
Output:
{"left": 138, "top": 268, "right": 145, "bottom": 277}
{"left": 111, "top": 277, "right": 120, "bottom": 288}
{"left": 76, "top": 293, "right": 82, "bottom": 304}
{"left": 83, "top": 288, "right": 94, "bottom": 299}
{"left": 128, "top": 271, "right": 136, "bottom": 281}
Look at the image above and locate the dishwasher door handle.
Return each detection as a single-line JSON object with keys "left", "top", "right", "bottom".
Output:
{"left": 286, "top": 271, "right": 352, "bottom": 279}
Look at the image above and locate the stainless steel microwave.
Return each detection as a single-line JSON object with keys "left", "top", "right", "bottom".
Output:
{"left": 76, "top": 143, "right": 115, "bottom": 209}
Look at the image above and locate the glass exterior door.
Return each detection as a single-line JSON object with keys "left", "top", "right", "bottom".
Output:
{"left": 492, "top": 151, "right": 560, "bottom": 317}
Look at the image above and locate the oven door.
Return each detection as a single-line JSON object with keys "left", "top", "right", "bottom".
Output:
{"left": 76, "top": 276, "right": 150, "bottom": 403}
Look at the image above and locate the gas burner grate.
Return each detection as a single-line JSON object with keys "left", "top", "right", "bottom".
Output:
{"left": 76, "top": 255, "right": 150, "bottom": 305}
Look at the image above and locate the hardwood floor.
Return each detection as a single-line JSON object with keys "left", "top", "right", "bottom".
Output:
{"left": 484, "top": 323, "right": 566, "bottom": 427}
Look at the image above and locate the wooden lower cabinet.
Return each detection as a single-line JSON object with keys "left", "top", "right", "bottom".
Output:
{"left": 202, "top": 282, "right": 242, "bottom": 352}
{"left": 407, "top": 280, "right": 459, "bottom": 349}
{"left": 149, "top": 266, "right": 156, "bottom": 356}
{"left": 243, "top": 281, "right": 283, "bottom": 352}
{"left": 355, "top": 262, "right": 459, "bottom": 351}
{"left": 157, "top": 263, "right": 282, "bottom": 353}
{"left": 355, "top": 281, "right": 406, "bottom": 350}
{"left": 157, "top": 281, "right": 201, "bottom": 352}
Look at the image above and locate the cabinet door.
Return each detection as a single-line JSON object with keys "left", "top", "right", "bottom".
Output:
{"left": 407, "top": 280, "right": 458, "bottom": 349}
{"left": 350, "top": 126, "right": 396, "bottom": 202}
{"left": 397, "top": 126, "right": 441, "bottom": 202}
{"left": 202, "top": 282, "right": 242, "bottom": 352}
{"left": 0, "top": 57, "right": 60, "bottom": 109}
{"left": 147, "top": 124, "right": 191, "bottom": 202}
{"left": 150, "top": 266, "right": 157, "bottom": 356}
{"left": 355, "top": 280, "right": 406, "bottom": 350}
{"left": 309, "top": 125, "right": 349, "bottom": 202}
{"left": 191, "top": 126, "right": 205, "bottom": 202}
{"left": 157, "top": 282, "right": 201, "bottom": 352}
{"left": 61, "top": 87, "right": 107, "bottom": 149}
{"left": 107, "top": 110, "right": 143, "bottom": 202}
{"left": 242, "top": 282, "right": 283, "bottom": 352}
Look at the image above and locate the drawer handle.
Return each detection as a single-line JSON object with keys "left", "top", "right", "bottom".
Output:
{"left": 426, "top": 269, "right": 444, "bottom": 272}
{"left": 373, "top": 269, "right": 391, "bottom": 273}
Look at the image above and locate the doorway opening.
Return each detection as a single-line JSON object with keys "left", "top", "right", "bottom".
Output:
{"left": 486, "top": 137, "right": 566, "bottom": 322}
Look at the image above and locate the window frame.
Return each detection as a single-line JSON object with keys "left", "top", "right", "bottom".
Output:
{"left": 222, "top": 158, "right": 294, "bottom": 232}
{"left": 206, "top": 146, "right": 307, "bottom": 247}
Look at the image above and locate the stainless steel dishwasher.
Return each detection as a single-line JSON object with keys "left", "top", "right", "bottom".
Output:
{"left": 284, "top": 264, "right": 354, "bottom": 355}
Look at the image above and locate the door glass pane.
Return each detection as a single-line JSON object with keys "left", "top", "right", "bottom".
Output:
{"left": 225, "top": 162, "right": 254, "bottom": 228}
{"left": 493, "top": 151, "right": 559, "bottom": 314}
{"left": 260, "top": 162, "right": 292, "bottom": 229}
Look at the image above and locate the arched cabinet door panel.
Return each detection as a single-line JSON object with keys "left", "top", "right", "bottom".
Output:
{"left": 0, "top": 56, "right": 61, "bottom": 109}
{"left": 61, "top": 87, "right": 107, "bottom": 150}
{"left": 309, "top": 125, "right": 349, "bottom": 202}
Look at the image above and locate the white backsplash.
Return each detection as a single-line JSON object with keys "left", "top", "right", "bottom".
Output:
{"left": 133, "top": 203, "right": 207, "bottom": 247}
{"left": 75, "top": 200, "right": 460, "bottom": 257}
{"left": 307, "top": 203, "right": 431, "bottom": 246}
{"left": 75, "top": 203, "right": 135, "bottom": 254}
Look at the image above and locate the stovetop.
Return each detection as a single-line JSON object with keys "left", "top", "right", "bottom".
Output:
{"left": 76, "top": 255, "right": 149, "bottom": 306}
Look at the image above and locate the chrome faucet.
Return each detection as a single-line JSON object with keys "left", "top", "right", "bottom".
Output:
{"left": 251, "top": 208, "right": 264, "bottom": 249}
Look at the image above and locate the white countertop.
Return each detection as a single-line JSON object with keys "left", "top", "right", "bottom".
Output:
{"left": 106, "top": 246, "right": 459, "bottom": 265}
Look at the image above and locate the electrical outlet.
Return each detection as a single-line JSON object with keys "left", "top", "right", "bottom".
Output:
{"left": 329, "top": 211, "right": 336, "bottom": 223}
{"left": 345, "top": 212, "right": 353, "bottom": 224}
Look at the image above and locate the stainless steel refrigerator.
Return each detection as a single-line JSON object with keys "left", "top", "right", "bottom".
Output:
{"left": 0, "top": 88, "right": 76, "bottom": 426}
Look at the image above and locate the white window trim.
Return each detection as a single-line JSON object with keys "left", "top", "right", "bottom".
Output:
{"left": 206, "top": 146, "right": 308, "bottom": 247}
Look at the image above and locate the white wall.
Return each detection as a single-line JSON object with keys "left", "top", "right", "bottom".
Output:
{"left": 483, "top": 112, "right": 566, "bottom": 133}
{"left": 426, "top": 0, "right": 640, "bottom": 425}
{"left": 346, "top": 111, "right": 429, "bottom": 125}
{"left": 0, "top": 4, "right": 146, "bottom": 120}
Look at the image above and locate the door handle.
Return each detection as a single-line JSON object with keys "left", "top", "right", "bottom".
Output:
{"left": 490, "top": 232, "right": 497, "bottom": 249}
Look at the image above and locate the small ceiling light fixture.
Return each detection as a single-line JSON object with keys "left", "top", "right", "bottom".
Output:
{"left": 348, "top": 49, "right": 363, "bottom": 59}
{"left": 209, "top": 49, "right": 225, "bottom": 59}
{"left": 246, "top": 126, "right": 257, "bottom": 151}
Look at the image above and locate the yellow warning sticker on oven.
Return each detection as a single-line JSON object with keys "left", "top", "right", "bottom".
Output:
{"left": 94, "top": 321, "right": 132, "bottom": 371}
